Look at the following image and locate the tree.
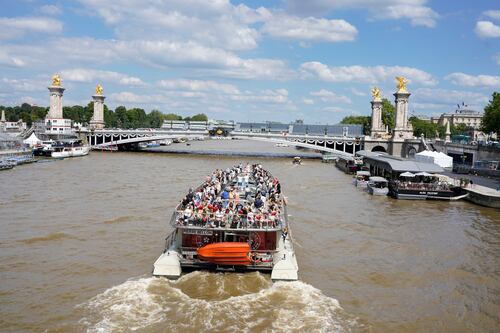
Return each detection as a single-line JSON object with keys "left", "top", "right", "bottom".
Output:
{"left": 409, "top": 116, "right": 443, "bottom": 138}
{"left": 147, "top": 109, "right": 164, "bottom": 128}
{"left": 340, "top": 115, "right": 371, "bottom": 135}
{"left": 189, "top": 113, "right": 208, "bottom": 121}
{"left": 482, "top": 92, "right": 500, "bottom": 135}
{"left": 450, "top": 123, "right": 467, "bottom": 136}
{"left": 164, "top": 113, "right": 182, "bottom": 120}
{"left": 381, "top": 98, "right": 395, "bottom": 131}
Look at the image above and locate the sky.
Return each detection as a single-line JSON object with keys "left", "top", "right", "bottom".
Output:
{"left": 0, "top": 0, "right": 499, "bottom": 124}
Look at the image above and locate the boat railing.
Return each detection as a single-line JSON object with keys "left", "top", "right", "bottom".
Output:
{"left": 163, "top": 229, "right": 177, "bottom": 252}
{"left": 393, "top": 180, "right": 451, "bottom": 191}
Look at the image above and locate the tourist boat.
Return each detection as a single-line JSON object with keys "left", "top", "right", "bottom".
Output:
{"left": 335, "top": 156, "right": 364, "bottom": 174}
{"left": 51, "top": 140, "right": 90, "bottom": 158}
{"left": 275, "top": 142, "right": 289, "bottom": 147}
{"left": 388, "top": 172, "right": 468, "bottom": 200}
{"left": 153, "top": 163, "right": 298, "bottom": 281}
{"left": 292, "top": 156, "right": 302, "bottom": 165}
{"left": 367, "top": 176, "right": 389, "bottom": 196}
{"left": 353, "top": 170, "right": 371, "bottom": 188}
{"left": 33, "top": 140, "right": 56, "bottom": 157}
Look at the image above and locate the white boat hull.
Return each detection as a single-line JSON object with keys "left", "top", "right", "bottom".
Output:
{"left": 51, "top": 146, "right": 90, "bottom": 158}
{"left": 368, "top": 185, "right": 389, "bottom": 196}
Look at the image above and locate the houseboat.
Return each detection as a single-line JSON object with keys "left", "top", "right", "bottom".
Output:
{"left": 153, "top": 163, "right": 298, "bottom": 281}
{"left": 367, "top": 176, "right": 389, "bottom": 196}
{"left": 335, "top": 156, "right": 364, "bottom": 174}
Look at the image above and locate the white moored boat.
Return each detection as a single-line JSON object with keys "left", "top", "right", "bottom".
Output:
{"left": 367, "top": 176, "right": 389, "bottom": 196}
{"left": 51, "top": 140, "right": 90, "bottom": 158}
{"left": 153, "top": 163, "right": 298, "bottom": 281}
{"left": 354, "top": 170, "right": 371, "bottom": 188}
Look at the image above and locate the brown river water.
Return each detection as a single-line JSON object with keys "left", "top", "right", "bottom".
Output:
{"left": 0, "top": 140, "right": 499, "bottom": 333}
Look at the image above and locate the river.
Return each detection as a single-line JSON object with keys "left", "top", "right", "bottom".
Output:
{"left": 0, "top": 140, "right": 499, "bottom": 332}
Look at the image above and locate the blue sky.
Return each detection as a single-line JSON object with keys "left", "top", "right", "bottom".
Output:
{"left": 0, "top": 0, "right": 499, "bottom": 124}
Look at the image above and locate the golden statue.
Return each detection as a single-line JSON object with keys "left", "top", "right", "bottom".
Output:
{"left": 51, "top": 74, "right": 61, "bottom": 87}
{"left": 395, "top": 76, "right": 408, "bottom": 93}
{"left": 95, "top": 84, "right": 103, "bottom": 95}
{"left": 371, "top": 86, "right": 381, "bottom": 101}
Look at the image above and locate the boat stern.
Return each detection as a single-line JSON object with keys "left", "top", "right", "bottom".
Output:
{"left": 153, "top": 249, "right": 181, "bottom": 279}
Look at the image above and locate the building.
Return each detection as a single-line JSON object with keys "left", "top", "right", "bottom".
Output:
{"left": 44, "top": 118, "right": 73, "bottom": 135}
{"left": 431, "top": 107, "right": 483, "bottom": 129}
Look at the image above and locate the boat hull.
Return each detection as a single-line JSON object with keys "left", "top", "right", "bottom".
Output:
{"left": 51, "top": 146, "right": 90, "bottom": 158}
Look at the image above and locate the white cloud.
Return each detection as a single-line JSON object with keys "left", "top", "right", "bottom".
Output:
{"left": 475, "top": 21, "right": 500, "bottom": 38}
{"left": 484, "top": 10, "right": 500, "bottom": 21}
{"left": 310, "top": 89, "right": 352, "bottom": 104}
{"left": 0, "top": 49, "right": 25, "bottom": 67}
{"left": 78, "top": 0, "right": 261, "bottom": 51}
{"left": 0, "top": 17, "right": 63, "bottom": 40}
{"left": 300, "top": 62, "right": 437, "bottom": 86}
{"left": 157, "top": 79, "right": 239, "bottom": 94}
{"left": 230, "top": 89, "right": 289, "bottom": 104}
{"left": 303, "top": 98, "right": 314, "bottom": 105}
{"left": 0, "top": 37, "right": 294, "bottom": 80}
{"left": 110, "top": 91, "right": 166, "bottom": 104}
{"left": 350, "top": 87, "right": 367, "bottom": 96}
{"left": 1, "top": 78, "right": 45, "bottom": 92}
{"left": 262, "top": 15, "right": 357, "bottom": 42}
{"left": 414, "top": 88, "right": 489, "bottom": 106}
{"left": 60, "top": 68, "right": 145, "bottom": 86}
{"left": 39, "top": 5, "right": 63, "bottom": 16}
{"left": 445, "top": 72, "right": 500, "bottom": 88}
{"left": 285, "top": 0, "right": 439, "bottom": 27}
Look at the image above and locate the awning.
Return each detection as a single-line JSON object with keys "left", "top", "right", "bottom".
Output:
{"left": 415, "top": 172, "right": 433, "bottom": 177}
{"left": 400, "top": 172, "right": 415, "bottom": 177}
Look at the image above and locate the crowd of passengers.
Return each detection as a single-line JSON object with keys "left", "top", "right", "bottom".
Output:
{"left": 177, "top": 163, "right": 283, "bottom": 229}
{"left": 393, "top": 179, "right": 451, "bottom": 191}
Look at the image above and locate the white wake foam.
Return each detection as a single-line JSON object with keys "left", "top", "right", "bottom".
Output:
{"left": 78, "top": 272, "right": 359, "bottom": 332}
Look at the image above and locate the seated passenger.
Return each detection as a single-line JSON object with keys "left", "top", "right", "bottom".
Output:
{"left": 254, "top": 197, "right": 264, "bottom": 209}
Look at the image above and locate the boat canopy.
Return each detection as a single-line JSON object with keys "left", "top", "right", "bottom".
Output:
{"left": 361, "top": 154, "right": 444, "bottom": 173}
{"left": 369, "top": 176, "right": 388, "bottom": 182}
{"left": 400, "top": 171, "right": 416, "bottom": 177}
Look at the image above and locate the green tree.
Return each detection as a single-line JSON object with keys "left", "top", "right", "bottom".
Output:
{"left": 189, "top": 113, "right": 208, "bottom": 121}
{"left": 340, "top": 115, "right": 371, "bottom": 135}
{"left": 114, "top": 106, "right": 128, "bottom": 128}
{"left": 147, "top": 109, "right": 164, "bottom": 128}
{"left": 381, "top": 98, "right": 395, "bottom": 131}
{"left": 409, "top": 116, "right": 442, "bottom": 138}
{"left": 450, "top": 123, "right": 468, "bottom": 136}
{"left": 481, "top": 92, "right": 500, "bottom": 135}
{"left": 164, "top": 113, "right": 182, "bottom": 120}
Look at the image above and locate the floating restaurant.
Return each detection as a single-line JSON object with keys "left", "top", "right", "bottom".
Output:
{"left": 356, "top": 151, "right": 467, "bottom": 200}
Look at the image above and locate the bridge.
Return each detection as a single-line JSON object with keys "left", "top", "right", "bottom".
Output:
{"left": 82, "top": 128, "right": 362, "bottom": 158}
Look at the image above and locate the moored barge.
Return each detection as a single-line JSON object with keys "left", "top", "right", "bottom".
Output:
{"left": 153, "top": 163, "right": 298, "bottom": 281}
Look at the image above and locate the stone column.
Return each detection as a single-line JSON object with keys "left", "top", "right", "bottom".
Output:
{"left": 90, "top": 94, "right": 106, "bottom": 130}
{"left": 370, "top": 99, "right": 383, "bottom": 137}
{"left": 47, "top": 86, "right": 65, "bottom": 119}
{"left": 445, "top": 121, "right": 451, "bottom": 143}
{"left": 392, "top": 91, "right": 413, "bottom": 141}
